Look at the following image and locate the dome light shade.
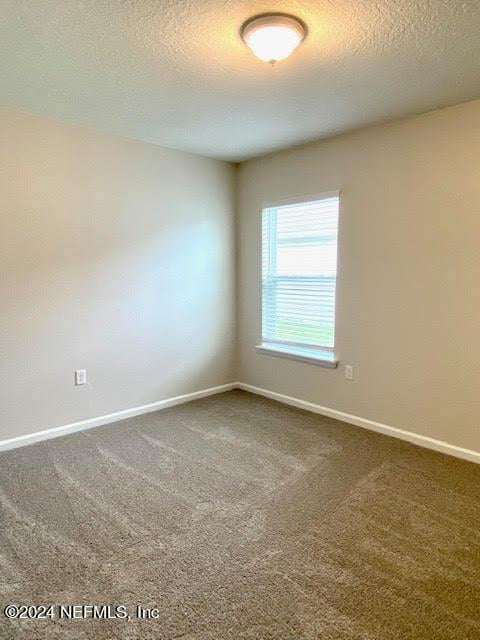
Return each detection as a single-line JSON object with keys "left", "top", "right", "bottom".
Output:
{"left": 240, "top": 14, "right": 307, "bottom": 64}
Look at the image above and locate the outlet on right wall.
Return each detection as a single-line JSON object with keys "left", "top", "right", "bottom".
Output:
{"left": 237, "top": 99, "right": 480, "bottom": 453}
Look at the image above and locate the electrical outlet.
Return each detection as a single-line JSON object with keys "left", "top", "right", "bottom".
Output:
{"left": 345, "top": 365, "right": 354, "bottom": 381}
{"left": 75, "top": 369, "right": 87, "bottom": 386}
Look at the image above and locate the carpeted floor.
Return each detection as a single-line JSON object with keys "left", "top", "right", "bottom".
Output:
{"left": 1, "top": 390, "right": 479, "bottom": 639}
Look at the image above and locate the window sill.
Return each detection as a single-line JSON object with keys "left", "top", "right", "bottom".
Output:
{"left": 256, "top": 344, "right": 338, "bottom": 369}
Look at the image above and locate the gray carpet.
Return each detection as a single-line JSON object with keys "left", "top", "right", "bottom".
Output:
{"left": 1, "top": 390, "right": 479, "bottom": 639}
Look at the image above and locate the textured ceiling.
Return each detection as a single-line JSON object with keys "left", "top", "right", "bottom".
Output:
{"left": 2, "top": 0, "right": 480, "bottom": 161}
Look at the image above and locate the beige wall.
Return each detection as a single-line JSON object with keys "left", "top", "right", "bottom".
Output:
{"left": 1, "top": 110, "right": 235, "bottom": 441}
{"left": 237, "top": 100, "right": 480, "bottom": 452}
{"left": 3, "top": 100, "right": 480, "bottom": 451}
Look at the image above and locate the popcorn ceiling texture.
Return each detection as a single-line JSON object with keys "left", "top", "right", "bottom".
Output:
{"left": 2, "top": 0, "right": 480, "bottom": 160}
{"left": 1, "top": 390, "right": 480, "bottom": 639}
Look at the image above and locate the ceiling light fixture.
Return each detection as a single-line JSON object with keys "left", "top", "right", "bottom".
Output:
{"left": 240, "top": 13, "right": 307, "bottom": 65}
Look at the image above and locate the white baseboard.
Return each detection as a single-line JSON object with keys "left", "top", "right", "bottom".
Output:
{"left": 0, "top": 383, "right": 237, "bottom": 453}
{"left": 237, "top": 382, "right": 480, "bottom": 465}
{"left": 3, "top": 381, "right": 479, "bottom": 465}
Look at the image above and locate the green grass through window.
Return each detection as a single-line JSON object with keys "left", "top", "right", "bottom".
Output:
{"left": 276, "top": 319, "right": 334, "bottom": 347}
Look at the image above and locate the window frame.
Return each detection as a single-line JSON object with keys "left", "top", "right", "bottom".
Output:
{"left": 257, "top": 191, "right": 340, "bottom": 368}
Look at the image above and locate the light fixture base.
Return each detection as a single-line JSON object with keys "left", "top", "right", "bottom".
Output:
{"left": 240, "top": 13, "right": 307, "bottom": 64}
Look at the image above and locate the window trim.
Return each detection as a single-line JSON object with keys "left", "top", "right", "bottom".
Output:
{"left": 258, "top": 190, "right": 340, "bottom": 366}
{"left": 262, "top": 190, "right": 340, "bottom": 209}
{"left": 262, "top": 337, "right": 334, "bottom": 352}
{"left": 256, "top": 343, "right": 338, "bottom": 368}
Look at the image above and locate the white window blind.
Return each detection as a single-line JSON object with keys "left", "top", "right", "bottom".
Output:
{"left": 262, "top": 194, "right": 339, "bottom": 356}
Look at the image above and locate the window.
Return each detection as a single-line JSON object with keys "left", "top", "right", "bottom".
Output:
{"left": 259, "top": 193, "right": 339, "bottom": 367}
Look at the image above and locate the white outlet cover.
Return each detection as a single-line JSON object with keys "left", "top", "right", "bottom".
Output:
{"left": 75, "top": 369, "right": 87, "bottom": 385}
